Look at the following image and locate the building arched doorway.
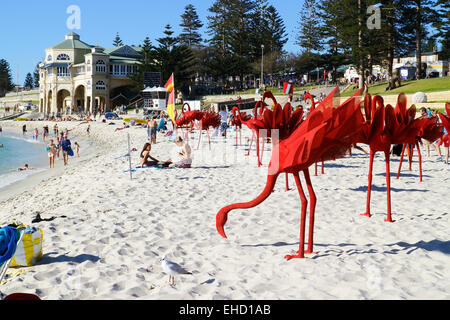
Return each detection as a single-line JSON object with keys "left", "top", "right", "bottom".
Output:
{"left": 74, "top": 85, "right": 86, "bottom": 113}
{"left": 56, "top": 89, "right": 71, "bottom": 114}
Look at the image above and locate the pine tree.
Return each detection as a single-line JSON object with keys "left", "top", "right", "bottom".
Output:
{"left": 155, "top": 25, "right": 196, "bottom": 93}
{"left": 433, "top": 0, "right": 449, "bottom": 59}
{"left": 206, "top": 0, "right": 239, "bottom": 84}
{"left": 130, "top": 36, "right": 157, "bottom": 91}
{"left": 248, "top": 2, "right": 288, "bottom": 80}
{"left": 317, "top": 0, "right": 349, "bottom": 82}
{"left": 179, "top": 4, "right": 203, "bottom": 48}
{"left": 113, "top": 32, "right": 124, "bottom": 47}
{"left": 157, "top": 24, "right": 178, "bottom": 51}
{"left": 296, "top": 0, "right": 323, "bottom": 54}
{"left": 401, "top": 0, "right": 439, "bottom": 79}
{"left": 0, "top": 58, "right": 14, "bottom": 97}
{"left": 33, "top": 63, "right": 40, "bottom": 88}
{"left": 24, "top": 72, "right": 34, "bottom": 90}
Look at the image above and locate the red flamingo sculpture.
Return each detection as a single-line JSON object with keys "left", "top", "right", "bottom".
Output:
{"left": 438, "top": 103, "right": 450, "bottom": 163}
{"left": 195, "top": 111, "right": 221, "bottom": 151}
{"left": 234, "top": 97, "right": 270, "bottom": 167}
{"left": 356, "top": 93, "right": 424, "bottom": 222}
{"left": 174, "top": 103, "right": 204, "bottom": 138}
{"left": 438, "top": 103, "right": 450, "bottom": 137}
{"left": 231, "top": 107, "right": 252, "bottom": 148}
{"left": 396, "top": 115, "right": 443, "bottom": 182}
{"left": 216, "top": 87, "right": 365, "bottom": 260}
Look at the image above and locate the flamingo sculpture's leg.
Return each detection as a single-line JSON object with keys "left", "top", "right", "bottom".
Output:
{"left": 285, "top": 172, "right": 308, "bottom": 260}
{"left": 314, "top": 162, "right": 318, "bottom": 176}
{"left": 285, "top": 173, "right": 291, "bottom": 191}
{"left": 321, "top": 161, "right": 325, "bottom": 175}
{"left": 256, "top": 132, "right": 262, "bottom": 167}
{"left": 239, "top": 128, "right": 242, "bottom": 147}
{"left": 260, "top": 133, "right": 265, "bottom": 165}
{"left": 362, "top": 150, "right": 375, "bottom": 218}
{"left": 303, "top": 169, "right": 317, "bottom": 255}
{"left": 207, "top": 129, "right": 211, "bottom": 151}
{"left": 245, "top": 131, "right": 255, "bottom": 156}
{"left": 235, "top": 125, "right": 238, "bottom": 149}
{"left": 396, "top": 144, "right": 407, "bottom": 179}
{"left": 408, "top": 144, "right": 413, "bottom": 171}
{"left": 416, "top": 142, "right": 422, "bottom": 182}
{"left": 384, "top": 151, "right": 395, "bottom": 223}
{"left": 196, "top": 130, "right": 202, "bottom": 150}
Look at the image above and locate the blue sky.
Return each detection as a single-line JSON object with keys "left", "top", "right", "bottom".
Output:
{"left": 0, "top": 0, "right": 304, "bottom": 85}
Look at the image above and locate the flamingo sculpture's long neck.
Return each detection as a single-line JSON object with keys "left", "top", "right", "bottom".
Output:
{"left": 216, "top": 173, "right": 280, "bottom": 238}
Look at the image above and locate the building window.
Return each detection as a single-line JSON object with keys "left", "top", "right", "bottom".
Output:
{"left": 57, "top": 54, "right": 70, "bottom": 61}
{"left": 47, "top": 55, "right": 52, "bottom": 62}
{"left": 96, "top": 81, "right": 106, "bottom": 90}
{"left": 96, "top": 60, "right": 106, "bottom": 73}
{"left": 57, "top": 67, "right": 70, "bottom": 77}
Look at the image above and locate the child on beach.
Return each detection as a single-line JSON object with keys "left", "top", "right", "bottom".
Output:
{"left": 140, "top": 143, "right": 160, "bottom": 167}
{"left": 47, "top": 140, "right": 56, "bottom": 168}
{"left": 74, "top": 142, "right": 80, "bottom": 158}
{"left": 33, "top": 128, "right": 39, "bottom": 140}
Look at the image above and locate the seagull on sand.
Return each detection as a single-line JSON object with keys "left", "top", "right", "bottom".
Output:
{"left": 161, "top": 255, "right": 192, "bottom": 286}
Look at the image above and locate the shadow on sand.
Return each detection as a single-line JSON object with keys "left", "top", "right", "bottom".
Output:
{"left": 350, "top": 185, "right": 428, "bottom": 193}
{"left": 38, "top": 252, "right": 101, "bottom": 265}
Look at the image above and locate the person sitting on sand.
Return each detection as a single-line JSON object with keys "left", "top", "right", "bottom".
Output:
{"left": 115, "top": 122, "right": 128, "bottom": 132}
{"left": 166, "top": 137, "right": 192, "bottom": 168}
{"left": 140, "top": 143, "right": 161, "bottom": 167}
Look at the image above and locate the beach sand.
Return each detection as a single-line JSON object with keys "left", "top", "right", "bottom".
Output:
{"left": 0, "top": 119, "right": 449, "bottom": 300}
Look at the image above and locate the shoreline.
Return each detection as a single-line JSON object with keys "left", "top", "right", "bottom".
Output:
{"left": 0, "top": 122, "right": 103, "bottom": 203}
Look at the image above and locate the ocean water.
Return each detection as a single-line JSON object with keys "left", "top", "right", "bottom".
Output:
{"left": 0, "top": 131, "right": 48, "bottom": 189}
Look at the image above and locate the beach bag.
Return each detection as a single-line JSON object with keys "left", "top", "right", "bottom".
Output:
{"left": 9, "top": 224, "right": 43, "bottom": 268}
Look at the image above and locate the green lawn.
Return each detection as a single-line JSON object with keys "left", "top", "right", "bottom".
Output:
{"left": 205, "top": 84, "right": 325, "bottom": 97}
{"left": 341, "top": 77, "right": 450, "bottom": 97}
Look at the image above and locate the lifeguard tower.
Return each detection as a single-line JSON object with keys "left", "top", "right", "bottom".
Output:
{"left": 142, "top": 86, "right": 168, "bottom": 116}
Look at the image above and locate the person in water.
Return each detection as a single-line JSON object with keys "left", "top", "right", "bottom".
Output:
{"left": 17, "top": 164, "right": 30, "bottom": 171}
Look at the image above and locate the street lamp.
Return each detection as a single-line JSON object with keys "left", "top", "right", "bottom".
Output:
{"left": 261, "top": 44, "right": 264, "bottom": 91}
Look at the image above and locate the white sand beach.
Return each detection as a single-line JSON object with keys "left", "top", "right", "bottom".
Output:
{"left": 0, "top": 119, "right": 449, "bottom": 300}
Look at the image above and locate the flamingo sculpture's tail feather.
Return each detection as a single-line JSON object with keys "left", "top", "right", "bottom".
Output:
{"left": 216, "top": 174, "right": 280, "bottom": 238}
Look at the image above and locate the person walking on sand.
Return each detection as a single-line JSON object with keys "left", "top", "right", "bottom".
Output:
{"left": 47, "top": 139, "right": 56, "bottom": 168}
{"left": 43, "top": 125, "right": 49, "bottom": 142}
{"left": 60, "top": 135, "right": 72, "bottom": 166}
{"left": 148, "top": 117, "right": 157, "bottom": 144}
{"left": 86, "top": 124, "right": 90, "bottom": 136}
{"left": 219, "top": 107, "right": 229, "bottom": 138}
{"left": 53, "top": 124, "right": 58, "bottom": 137}
{"left": 74, "top": 142, "right": 80, "bottom": 158}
